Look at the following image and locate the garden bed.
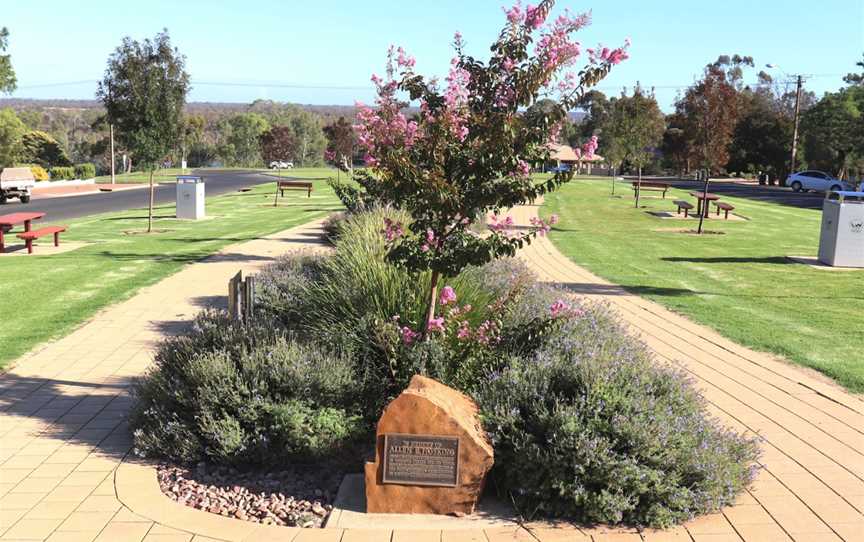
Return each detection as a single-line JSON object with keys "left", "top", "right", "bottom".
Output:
{"left": 130, "top": 208, "right": 760, "bottom": 530}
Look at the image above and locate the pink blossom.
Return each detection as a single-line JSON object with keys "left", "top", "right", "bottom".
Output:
{"left": 530, "top": 215, "right": 556, "bottom": 236}
{"left": 395, "top": 46, "right": 416, "bottom": 69}
{"left": 525, "top": 4, "right": 545, "bottom": 29}
{"left": 457, "top": 321, "right": 472, "bottom": 341}
{"left": 503, "top": 1, "right": 523, "bottom": 25}
{"left": 439, "top": 286, "right": 457, "bottom": 306}
{"left": 550, "top": 299, "right": 570, "bottom": 318}
{"left": 401, "top": 326, "right": 420, "bottom": 345}
{"left": 382, "top": 218, "right": 404, "bottom": 242}
{"left": 581, "top": 135, "right": 599, "bottom": 160}
{"left": 324, "top": 149, "right": 336, "bottom": 162}
{"left": 427, "top": 317, "right": 445, "bottom": 333}
{"left": 502, "top": 57, "right": 516, "bottom": 72}
{"left": 489, "top": 213, "right": 515, "bottom": 232}
{"left": 513, "top": 159, "right": 531, "bottom": 177}
{"left": 475, "top": 320, "right": 499, "bottom": 345}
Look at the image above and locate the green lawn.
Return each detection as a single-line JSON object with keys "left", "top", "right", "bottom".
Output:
{"left": 95, "top": 167, "right": 190, "bottom": 184}
{"left": 543, "top": 177, "right": 864, "bottom": 393}
{"left": 0, "top": 169, "right": 341, "bottom": 369}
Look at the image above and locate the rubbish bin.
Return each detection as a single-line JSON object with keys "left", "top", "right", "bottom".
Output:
{"left": 818, "top": 191, "right": 864, "bottom": 267}
{"left": 176, "top": 175, "right": 205, "bottom": 220}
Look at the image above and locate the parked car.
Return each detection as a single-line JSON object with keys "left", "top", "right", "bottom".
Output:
{"left": 785, "top": 170, "right": 852, "bottom": 193}
{"left": 0, "top": 167, "right": 35, "bottom": 204}
{"left": 545, "top": 164, "right": 571, "bottom": 173}
{"left": 269, "top": 161, "right": 294, "bottom": 169}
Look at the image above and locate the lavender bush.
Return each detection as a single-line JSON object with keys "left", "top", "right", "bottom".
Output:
{"left": 476, "top": 306, "right": 760, "bottom": 527}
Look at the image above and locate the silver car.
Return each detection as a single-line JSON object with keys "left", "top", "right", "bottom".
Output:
{"left": 785, "top": 170, "right": 852, "bottom": 193}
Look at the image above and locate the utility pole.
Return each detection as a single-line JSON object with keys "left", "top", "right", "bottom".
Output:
{"left": 789, "top": 75, "right": 803, "bottom": 177}
{"left": 109, "top": 124, "right": 116, "bottom": 185}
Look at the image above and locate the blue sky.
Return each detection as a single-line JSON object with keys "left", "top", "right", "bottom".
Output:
{"left": 3, "top": 0, "right": 862, "bottom": 110}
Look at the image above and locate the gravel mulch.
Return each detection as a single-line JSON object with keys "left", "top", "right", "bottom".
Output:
{"left": 157, "top": 462, "right": 345, "bottom": 528}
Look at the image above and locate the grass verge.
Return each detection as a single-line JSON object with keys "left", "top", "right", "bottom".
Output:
{"left": 0, "top": 172, "right": 341, "bottom": 369}
{"left": 544, "top": 177, "right": 864, "bottom": 393}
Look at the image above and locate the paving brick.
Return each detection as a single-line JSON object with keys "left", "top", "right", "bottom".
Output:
{"left": 93, "top": 521, "right": 152, "bottom": 542}
{"left": 1, "top": 517, "right": 64, "bottom": 539}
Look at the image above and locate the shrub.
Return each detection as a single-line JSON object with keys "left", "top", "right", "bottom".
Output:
{"left": 130, "top": 311, "right": 367, "bottom": 466}
{"left": 16, "top": 164, "right": 49, "bottom": 180}
{"left": 476, "top": 306, "right": 760, "bottom": 528}
{"left": 74, "top": 163, "right": 96, "bottom": 179}
{"left": 49, "top": 166, "right": 75, "bottom": 180}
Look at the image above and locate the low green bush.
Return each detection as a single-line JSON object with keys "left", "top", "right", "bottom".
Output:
{"left": 476, "top": 304, "right": 760, "bottom": 527}
{"left": 49, "top": 166, "right": 75, "bottom": 180}
{"left": 130, "top": 311, "right": 367, "bottom": 466}
{"left": 74, "top": 163, "right": 96, "bottom": 179}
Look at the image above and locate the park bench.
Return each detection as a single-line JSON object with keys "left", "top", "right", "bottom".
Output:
{"left": 713, "top": 201, "right": 735, "bottom": 219}
{"left": 674, "top": 200, "right": 694, "bottom": 217}
{"left": 631, "top": 181, "right": 670, "bottom": 199}
{"left": 278, "top": 180, "right": 313, "bottom": 198}
{"left": 16, "top": 225, "right": 67, "bottom": 254}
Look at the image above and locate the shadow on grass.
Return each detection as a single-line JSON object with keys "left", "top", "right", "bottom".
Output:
{"left": 558, "top": 282, "right": 695, "bottom": 297}
{"left": 662, "top": 256, "right": 793, "bottom": 265}
{"left": 87, "top": 251, "right": 277, "bottom": 264}
{"left": 101, "top": 215, "right": 177, "bottom": 221}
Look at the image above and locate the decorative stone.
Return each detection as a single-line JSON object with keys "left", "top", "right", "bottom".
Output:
{"left": 364, "top": 375, "right": 494, "bottom": 515}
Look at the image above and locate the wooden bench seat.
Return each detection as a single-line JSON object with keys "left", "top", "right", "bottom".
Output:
{"left": 713, "top": 201, "right": 735, "bottom": 219}
{"left": 277, "top": 180, "right": 313, "bottom": 198}
{"left": 674, "top": 200, "right": 694, "bottom": 217}
{"left": 631, "top": 181, "right": 670, "bottom": 198}
{"left": 16, "top": 225, "right": 67, "bottom": 254}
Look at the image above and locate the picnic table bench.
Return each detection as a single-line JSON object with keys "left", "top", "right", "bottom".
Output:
{"left": 674, "top": 200, "right": 694, "bottom": 217}
{"left": 0, "top": 211, "right": 45, "bottom": 252}
{"left": 712, "top": 201, "right": 735, "bottom": 219}
{"left": 631, "top": 181, "right": 670, "bottom": 198}
{"left": 277, "top": 180, "right": 313, "bottom": 198}
{"left": 17, "top": 225, "right": 67, "bottom": 254}
{"left": 689, "top": 191, "right": 721, "bottom": 217}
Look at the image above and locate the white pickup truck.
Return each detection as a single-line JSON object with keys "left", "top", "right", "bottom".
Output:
{"left": 0, "top": 167, "right": 35, "bottom": 204}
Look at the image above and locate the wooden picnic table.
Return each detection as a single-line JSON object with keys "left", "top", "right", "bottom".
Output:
{"left": 0, "top": 211, "right": 45, "bottom": 252}
{"left": 689, "top": 191, "right": 720, "bottom": 217}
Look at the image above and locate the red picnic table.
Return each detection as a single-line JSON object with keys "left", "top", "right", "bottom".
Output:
{"left": 0, "top": 212, "right": 45, "bottom": 252}
{"left": 689, "top": 191, "right": 721, "bottom": 218}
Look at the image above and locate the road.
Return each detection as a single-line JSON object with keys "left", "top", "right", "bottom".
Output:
{"left": 628, "top": 176, "right": 829, "bottom": 210}
{"left": 5, "top": 169, "right": 275, "bottom": 222}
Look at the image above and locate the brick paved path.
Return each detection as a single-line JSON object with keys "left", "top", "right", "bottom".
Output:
{"left": 0, "top": 211, "right": 862, "bottom": 542}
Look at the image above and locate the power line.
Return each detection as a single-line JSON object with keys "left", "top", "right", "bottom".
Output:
{"left": 12, "top": 72, "right": 849, "bottom": 92}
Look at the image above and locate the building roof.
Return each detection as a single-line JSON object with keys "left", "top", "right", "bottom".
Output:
{"left": 548, "top": 144, "right": 579, "bottom": 162}
{"left": 547, "top": 144, "right": 605, "bottom": 163}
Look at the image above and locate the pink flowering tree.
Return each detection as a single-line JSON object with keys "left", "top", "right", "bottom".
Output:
{"left": 341, "top": 0, "right": 628, "bottom": 332}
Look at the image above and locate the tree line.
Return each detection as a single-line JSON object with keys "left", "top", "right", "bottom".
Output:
{"left": 1, "top": 24, "right": 862, "bottom": 184}
{"left": 537, "top": 53, "right": 864, "bottom": 182}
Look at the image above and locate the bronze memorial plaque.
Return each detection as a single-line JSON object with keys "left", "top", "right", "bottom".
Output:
{"left": 382, "top": 433, "right": 460, "bottom": 487}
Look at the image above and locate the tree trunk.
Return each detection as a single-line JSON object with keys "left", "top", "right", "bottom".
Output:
{"left": 634, "top": 166, "right": 642, "bottom": 208}
{"left": 423, "top": 270, "right": 441, "bottom": 340}
{"left": 147, "top": 169, "right": 155, "bottom": 233}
